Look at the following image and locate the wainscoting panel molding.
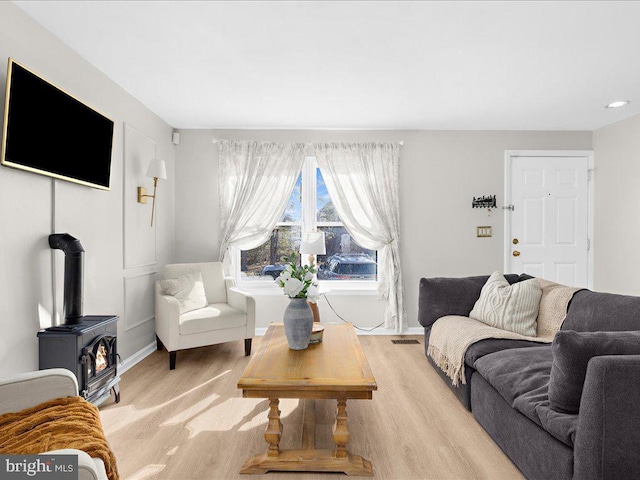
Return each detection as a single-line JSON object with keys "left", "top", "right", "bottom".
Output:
{"left": 124, "top": 271, "right": 157, "bottom": 332}
{"left": 123, "top": 123, "right": 157, "bottom": 269}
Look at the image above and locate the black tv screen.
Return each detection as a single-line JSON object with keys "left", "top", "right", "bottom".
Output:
{"left": 1, "top": 58, "right": 114, "bottom": 190}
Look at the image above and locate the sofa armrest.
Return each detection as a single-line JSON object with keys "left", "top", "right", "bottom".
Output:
{"left": 574, "top": 355, "right": 640, "bottom": 480}
{"left": 154, "top": 282, "right": 181, "bottom": 351}
{"left": 225, "top": 277, "right": 256, "bottom": 338}
{"left": 0, "top": 369, "right": 78, "bottom": 415}
{"left": 45, "top": 449, "right": 107, "bottom": 480}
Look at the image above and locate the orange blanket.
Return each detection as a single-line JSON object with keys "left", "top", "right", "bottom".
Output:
{"left": 0, "top": 396, "right": 119, "bottom": 480}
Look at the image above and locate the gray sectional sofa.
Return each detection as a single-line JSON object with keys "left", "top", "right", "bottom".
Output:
{"left": 418, "top": 274, "right": 640, "bottom": 480}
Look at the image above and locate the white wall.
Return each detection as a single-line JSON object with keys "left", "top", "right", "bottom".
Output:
{"left": 175, "top": 129, "right": 592, "bottom": 330}
{"left": 0, "top": 2, "right": 175, "bottom": 376}
{"left": 592, "top": 113, "right": 640, "bottom": 295}
{"left": 174, "top": 131, "right": 220, "bottom": 263}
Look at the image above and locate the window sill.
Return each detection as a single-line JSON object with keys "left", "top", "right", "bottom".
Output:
{"left": 318, "top": 281, "right": 378, "bottom": 296}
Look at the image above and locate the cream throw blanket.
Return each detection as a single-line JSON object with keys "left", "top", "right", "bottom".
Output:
{"left": 427, "top": 279, "right": 581, "bottom": 386}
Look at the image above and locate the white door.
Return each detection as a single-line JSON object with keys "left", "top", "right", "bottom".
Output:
{"left": 505, "top": 154, "right": 591, "bottom": 288}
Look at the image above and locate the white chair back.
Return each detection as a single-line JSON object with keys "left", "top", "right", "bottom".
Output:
{"left": 161, "top": 262, "right": 227, "bottom": 304}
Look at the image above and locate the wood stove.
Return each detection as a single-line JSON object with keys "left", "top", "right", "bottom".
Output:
{"left": 38, "top": 315, "right": 120, "bottom": 404}
{"left": 40, "top": 233, "right": 120, "bottom": 405}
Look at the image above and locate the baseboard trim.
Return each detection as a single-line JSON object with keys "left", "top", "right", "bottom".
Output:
{"left": 355, "top": 326, "right": 424, "bottom": 336}
{"left": 254, "top": 326, "right": 424, "bottom": 336}
{"left": 118, "top": 341, "right": 157, "bottom": 375}
{"left": 115, "top": 326, "right": 425, "bottom": 370}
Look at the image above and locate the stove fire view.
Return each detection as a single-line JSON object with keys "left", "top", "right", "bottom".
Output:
{"left": 39, "top": 233, "right": 121, "bottom": 405}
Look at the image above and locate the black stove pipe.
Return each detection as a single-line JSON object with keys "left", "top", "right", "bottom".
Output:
{"left": 49, "top": 233, "right": 84, "bottom": 324}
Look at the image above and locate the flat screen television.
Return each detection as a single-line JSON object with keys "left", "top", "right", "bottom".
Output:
{"left": 1, "top": 58, "right": 114, "bottom": 190}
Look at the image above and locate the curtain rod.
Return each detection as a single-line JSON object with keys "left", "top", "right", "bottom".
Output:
{"left": 211, "top": 139, "right": 404, "bottom": 145}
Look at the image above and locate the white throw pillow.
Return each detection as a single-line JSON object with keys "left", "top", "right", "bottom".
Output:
{"left": 159, "top": 271, "right": 208, "bottom": 314}
{"left": 469, "top": 271, "right": 542, "bottom": 336}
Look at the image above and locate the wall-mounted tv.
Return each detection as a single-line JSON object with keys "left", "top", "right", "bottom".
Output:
{"left": 1, "top": 58, "right": 114, "bottom": 190}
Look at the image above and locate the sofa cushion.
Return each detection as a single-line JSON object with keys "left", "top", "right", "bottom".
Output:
{"left": 549, "top": 330, "right": 640, "bottom": 414}
{"left": 418, "top": 274, "right": 521, "bottom": 328}
{"left": 159, "top": 272, "right": 208, "bottom": 314}
{"left": 465, "top": 338, "right": 549, "bottom": 367}
{"left": 179, "top": 303, "right": 247, "bottom": 335}
{"left": 562, "top": 290, "right": 640, "bottom": 332}
{"left": 474, "top": 346, "right": 578, "bottom": 447}
{"left": 471, "top": 373, "right": 575, "bottom": 480}
{"left": 470, "top": 272, "right": 542, "bottom": 336}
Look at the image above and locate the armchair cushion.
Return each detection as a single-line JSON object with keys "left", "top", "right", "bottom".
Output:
{"left": 161, "top": 262, "right": 227, "bottom": 304}
{"left": 179, "top": 303, "right": 248, "bottom": 335}
{"left": 158, "top": 271, "right": 207, "bottom": 314}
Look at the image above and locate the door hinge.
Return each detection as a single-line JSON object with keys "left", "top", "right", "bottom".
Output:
{"left": 587, "top": 238, "right": 591, "bottom": 251}
{"left": 502, "top": 204, "right": 515, "bottom": 211}
{"left": 587, "top": 169, "right": 594, "bottom": 181}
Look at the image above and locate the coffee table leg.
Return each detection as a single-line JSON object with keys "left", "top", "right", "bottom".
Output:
{"left": 333, "top": 399, "right": 349, "bottom": 459}
{"left": 265, "top": 398, "right": 282, "bottom": 457}
{"left": 241, "top": 396, "right": 372, "bottom": 476}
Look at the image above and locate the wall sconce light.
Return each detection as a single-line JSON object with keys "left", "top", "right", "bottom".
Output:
{"left": 137, "top": 159, "right": 167, "bottom": 227}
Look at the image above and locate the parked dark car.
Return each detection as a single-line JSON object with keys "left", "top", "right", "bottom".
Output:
{"left": 317, "top": 253, "right": 377, "bottom": 280}
{"left": 261, "top": 264, "right": 286, "bottom": 279}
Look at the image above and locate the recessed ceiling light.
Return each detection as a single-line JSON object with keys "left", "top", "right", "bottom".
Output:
{"left": 605, "top": 100, "right": 630, "bottom": 109}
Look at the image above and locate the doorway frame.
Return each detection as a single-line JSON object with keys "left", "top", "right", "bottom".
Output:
{"left": 503, "top": 150, "right": 595, "bottom": 289}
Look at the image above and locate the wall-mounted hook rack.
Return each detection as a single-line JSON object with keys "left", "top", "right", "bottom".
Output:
{"left": 472, "top": 195, "right": 497, "bottom": 209}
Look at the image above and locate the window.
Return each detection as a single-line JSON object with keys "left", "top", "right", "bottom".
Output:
{"left": 239, "top": 158, "right": 377, "bottom": 282}
{"left": 239, "top": 174, "right": 302, "bottom": 279}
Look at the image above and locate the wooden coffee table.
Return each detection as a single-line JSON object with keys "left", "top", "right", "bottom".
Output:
{"left": 237, "top": 323, "right": 377, "bottom": 476}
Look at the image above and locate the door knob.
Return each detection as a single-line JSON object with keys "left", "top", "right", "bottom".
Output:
{"left": 512, "top": 238, "right": 519, "bottom": 245}
{"left": 513, "top": 250, "right": 521, "bottom": 257}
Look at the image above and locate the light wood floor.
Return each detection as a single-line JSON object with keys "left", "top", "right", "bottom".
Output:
{"left": 100, "top": 335, "right": 525, "bottom": 480}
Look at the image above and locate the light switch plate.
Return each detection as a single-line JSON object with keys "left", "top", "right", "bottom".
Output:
{"left": 477, "top": 226, "right": 492, "bottom": 238}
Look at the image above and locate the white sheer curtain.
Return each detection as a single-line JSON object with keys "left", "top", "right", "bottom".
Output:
{"left": 314, "top": 142, "right": 406, "bottom": 331}
{"left": 218, "top": 140, "right": 306, "bottom": 267}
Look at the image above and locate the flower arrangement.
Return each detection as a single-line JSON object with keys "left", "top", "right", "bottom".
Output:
{"left": 275, "top": 252, "right": 320, "bottom": 303}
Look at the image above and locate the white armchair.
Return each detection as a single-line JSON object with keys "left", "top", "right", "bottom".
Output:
{"left": 0, "top": 369, "right": 109, "bottom": 480}
{"left": 155, "top": 262, "right": 256, "bottom": 369}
